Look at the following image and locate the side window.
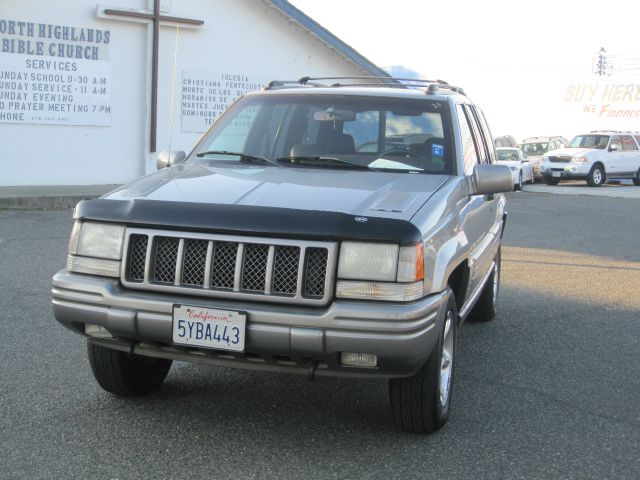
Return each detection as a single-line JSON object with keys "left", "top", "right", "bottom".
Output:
{"left": 456, "top": 104, "right": 479, "bottom": 175}
{"left": 463, "top": 105, "right": 490, "bottom": 164}
{"left": 621, "top": 135, "right": 638, "bottom": 151}
{"left": 473, "top": 107, "right": 497, "bottom": 163}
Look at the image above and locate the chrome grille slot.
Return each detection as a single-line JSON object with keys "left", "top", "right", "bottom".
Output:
{"left": 272, "top": 246, "right": 300, "bottom": 295}
{"left": 304, "top": 247, "right": 328, "bottom": 297}
{"left": 211, "top": 242, "right": 237, "bottom": 289}
{"left": 182, "top": 239, "right": 208, "bottom": 287}
{"left": 241, "top": 244, "right": 269, "bottom": 292}
{"left": 121, "top": 229, "right": 337, "bottom": 306}
{"left": 153, "top": 237, "right": 179, "bottom": 283}
{"left": 126, "top": 234, "right": 148, "bottom": 282}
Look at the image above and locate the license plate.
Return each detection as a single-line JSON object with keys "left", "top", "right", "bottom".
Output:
{"left": 172, "top": 305, "right": 246, "bottom": 352}
{"left": 552, "top": 171, "right": 561, "bottom": 177}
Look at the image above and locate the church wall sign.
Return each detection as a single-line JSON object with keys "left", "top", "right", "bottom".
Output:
{"left": 181, "top": 71, "right": 270, "bottom": 133}
{"left": 0, "top": 17, "right": 112, "bottom": 126}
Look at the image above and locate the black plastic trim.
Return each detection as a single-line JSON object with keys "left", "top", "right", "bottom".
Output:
{"left": 74, "top": 199, "right": 423, "bottom": 245}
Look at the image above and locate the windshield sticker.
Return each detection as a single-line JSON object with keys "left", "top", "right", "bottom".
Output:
{"left": 432, "top": 144, "right": 444, "bottom": 157}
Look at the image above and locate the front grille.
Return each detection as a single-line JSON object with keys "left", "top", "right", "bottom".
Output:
{"left": 153, "top": 237, "right": 179, "bottom": 283}
{"left": 549, "top": 156, "right": 571, "bottom": 163}
{"left": 122, "top": 229, "right": 336, "bottom": 305}
{"left": 183, "top": 239, "right": 208, "bottom": 287}
{"left": 126, "top": 234, "right": 148, "bottom": 282}
{"left": 241, "top": 244, "right": 269, "bottom": 292}
{"left": 211, "top": 242, "right": 237, "bottom": 289}
{"left": 273, "top": 246, "right": 300, "bottom": 295}
{"left": 304, "top": 248, "right": 328, "bottom": 297}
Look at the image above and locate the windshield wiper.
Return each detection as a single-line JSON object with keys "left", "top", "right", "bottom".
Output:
{"left": 277, "top": 155, "right": 377, "bottom": 170}
{"left": 195, "top": 150, "right": 281, "bottom": 167}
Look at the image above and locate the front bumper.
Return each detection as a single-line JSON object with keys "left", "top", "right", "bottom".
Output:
{"left": 541, "top": 163, "right": 590, "bottom": 179}
{"left": 52, "top": 271, "right": 447, "bottom": 379}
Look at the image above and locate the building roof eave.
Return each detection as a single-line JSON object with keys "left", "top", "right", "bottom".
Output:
{"left": 265, "top": 0, "right": 395, "bottom": 81}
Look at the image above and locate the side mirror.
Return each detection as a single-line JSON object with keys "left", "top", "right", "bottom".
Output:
{"left": 156, "top": 150, "right": 186, "bottom": 170}
{"left": 468, "top": 164, "right": 513, "bottom": 196}
{"left": 609, "top": 143, "right": 619, "bottom": 152}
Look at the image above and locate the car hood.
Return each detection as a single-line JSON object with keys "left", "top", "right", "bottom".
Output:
{"left": 106, "top": 161, "right": 450, "bottom": 221}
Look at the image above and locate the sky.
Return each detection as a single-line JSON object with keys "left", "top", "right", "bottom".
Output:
{"left": 288, "top": 0, "right": 640, "bottom": 142}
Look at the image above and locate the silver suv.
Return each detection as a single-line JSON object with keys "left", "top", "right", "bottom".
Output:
{"left": 52, "top": 77, "right": 512, "bottom": 434}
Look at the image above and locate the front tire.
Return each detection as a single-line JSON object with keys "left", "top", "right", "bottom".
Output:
{"left": 586, "top": 164, "right": 605, "bottom": 187}
{"left": 87, "top": 342, "right": 172, "bottom": 396}
{"left": 515, "top": 172, "right": 523, "bottom": 191}
{"left": 633, "top": 168, "right": 640, "bottom": 186}
{"left": 467, "top": 247, "right": 501, "bottom": 323}
{"left": 389, "top": 288, "right": 457, "bottom": 434}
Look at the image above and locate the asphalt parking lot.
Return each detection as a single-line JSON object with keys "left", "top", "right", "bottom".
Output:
{"left": 1, "top": 191, "right": 639, "bottom": 480}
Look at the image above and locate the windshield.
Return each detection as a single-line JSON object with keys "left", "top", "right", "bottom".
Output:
{"left": 569, "top": 135, "right": 609, "bottom": 149}
{"left": 497, "top": 149, "right": 519, "bottom": 161}
{"left": 519, "top": 142, "right": 548, "bottom": 155}
{"left": 191, "top": 93, "right": 454, "bottom": 174}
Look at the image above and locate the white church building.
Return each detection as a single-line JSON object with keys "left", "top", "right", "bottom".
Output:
{"left": 0, "top": 0, "right": 389, "bottom": 186}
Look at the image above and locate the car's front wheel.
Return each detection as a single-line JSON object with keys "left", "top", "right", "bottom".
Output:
{"left": 586, "top": 164, "right": 605, "bottom": 187}
{"left": 389, "top": 288, "right": 457, "bottom": 434}
{"left": 515, "top": 172, "right": 523, "bottom": 191}
{"left": 87, "top": 342, "right": 172, "bottom": 396}
{"left": 633, "top": 168, "right": 640, "bottom": 186}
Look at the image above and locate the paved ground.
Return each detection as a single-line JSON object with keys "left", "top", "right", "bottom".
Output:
{"left": 522, "top": 179, "right": 640, "bottom": 199}
{"left": 0, "top": 185, "right": 120, "bottom": 209}
{"left": 1, "top": 193, "right": 639, "bottom": 479}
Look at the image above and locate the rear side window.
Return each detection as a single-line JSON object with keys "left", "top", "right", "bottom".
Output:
{"left": 456, "top": 105, "right": 479, "bottom": 175}
{"left": 472, "top": 107, "right": 497, "bottom": 163}
{"left": 462, "top": 105, "right": 492, "bottom": 165}
{"left": 620, "top": 135, "right": 638, "bottom": 151}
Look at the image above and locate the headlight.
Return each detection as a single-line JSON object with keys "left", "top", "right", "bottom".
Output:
{"left": 572, "top": 156, "right": 589, "bottom": 163}
{"left": 336, "top": 242, "right": 424, "bottom": 301}
{"left": 338, "top": 242, "right": 398, "bottom": 281}
{"left": 509, "top": 166, "right": 517, "bottom": 171}
{"left": 67, "top": 221, "right": 125, "bottom": 277}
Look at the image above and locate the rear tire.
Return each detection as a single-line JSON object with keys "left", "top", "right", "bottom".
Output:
{"left": 633, "top": 168, "right": 640, "bottom": 186}
{"left": 389, "top": 288, "right": 457, "bottom": 434}
{"left": 586, "top": 164, "right": 605, "bottom": 187}
{"left": 467, "top": 247, "right": 501, "bottom": 323}
{"left": 544, "top": 175, "right": 560, "bottom": 185}
{"left": 87, "top": 342, "right": 172, "bottom": 396}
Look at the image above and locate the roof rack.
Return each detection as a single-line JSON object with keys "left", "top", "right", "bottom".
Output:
{"left": 265, "top": 76, "right": 466, "bottom": 95}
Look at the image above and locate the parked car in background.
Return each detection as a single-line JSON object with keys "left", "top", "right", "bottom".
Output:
{"left": 518, "top": 136, "right": 565, "bottom": 180}
{"left": 494, "top": 135, "right": 518, "bottom": 148}
{"left": 540, "top": 131, "right": 640, "bottom": 186}
{"left": 496, "top": 147, "right": 534, "bottom": 190}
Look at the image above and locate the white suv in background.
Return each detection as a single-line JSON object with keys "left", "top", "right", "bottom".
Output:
{"left": 540, "top": 131, "right": 640, "bottom": 187}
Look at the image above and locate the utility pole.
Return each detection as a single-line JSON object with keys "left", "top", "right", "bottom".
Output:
{"left": 595, "top": 47, "right": 608, "bottom": 76}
